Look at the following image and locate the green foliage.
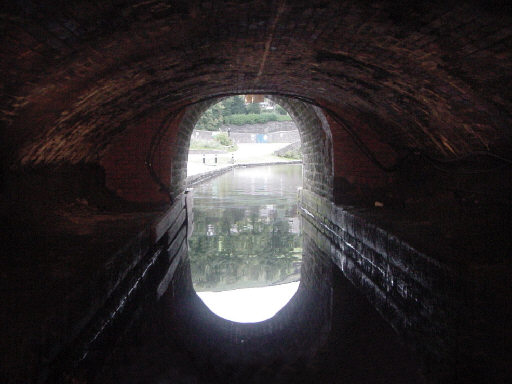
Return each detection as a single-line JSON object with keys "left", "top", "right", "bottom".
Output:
{"left": 214, "top": 132, "right": 233, "bottom": 147}
{"left": 222, "top": 95, "right": 246, "bottom": 116}
{"left": 189, "top": 135, "right": 237, "bottom": 152}
{"left": 246, "top": 102, "right": 261, "bottom": 114}
{"left": 195, "top": 103, "right": 225, "bottom": 131}
{"left": 224, "top": 113, "right": 292, "bottom": 125}
{"left": 195, "top": 96, "right": 291, "bottom": 130}
{"left": 189, "top": 139, "right": 222, "bottom": 151}
{"left": 276, "top": 114, "right": 292, "bottom": 121}
{"left": 277, "top": 149, "right": 302, "bottom": 160}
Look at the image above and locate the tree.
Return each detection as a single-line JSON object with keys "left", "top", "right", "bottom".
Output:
{"left": 195, "top": 103, "right": 225, "bottom": 131}
{"left": 222, "top": 96, "right": 246, "bottom": 116}
{"left": 246, "top": 102, "right": 261, "bottom": 114}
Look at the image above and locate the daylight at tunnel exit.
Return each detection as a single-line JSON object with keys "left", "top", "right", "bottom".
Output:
{"left": 1, "top": 1, "right": 511, "bottom": 384}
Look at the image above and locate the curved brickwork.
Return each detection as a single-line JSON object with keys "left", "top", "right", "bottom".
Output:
{"left": 169, "top": 100, "right": 218, "bottom": 199}
{"left": 270, "top": 96, "right": 334, "bottom": 199}
{"left": 1, "top": 1, "right": 510, "bottom": 210}
{"left": 171, "top": 96, "right": 333, "bottom": 200}
{"left": 0, "top": 2, "right": 511, "bottom": 383}
{"left": 2, "top": 1, "right": 511, "bottom": 173}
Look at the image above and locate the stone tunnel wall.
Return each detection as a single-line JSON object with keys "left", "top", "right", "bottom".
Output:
{"left": 0, "top": 1, "right": 511, "bottom": 382}
{"left": 170, "top": 100, "right": 219, "bottom": 199}
{"left": 42, "top": 192, "right": 192, "bottom": 383}
{"left": 298, "top": 188, "right": 497, "bottom": 383}
{"left": 100, "top": 109, "right": 185, "bottom": 203}
{"left": 327, "top": 112, "right": 398, "bottom": 205}
{"left": 270, "top": 96, "right": 334, "bottom": 200}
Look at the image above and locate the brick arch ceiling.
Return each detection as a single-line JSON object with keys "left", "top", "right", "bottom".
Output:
{"left": 1, "top": 0, "right": 511, "bottom": 168}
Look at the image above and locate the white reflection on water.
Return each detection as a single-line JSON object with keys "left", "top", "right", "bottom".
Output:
{"left": 197, "top": 281, "right": 300, "bottom": 323}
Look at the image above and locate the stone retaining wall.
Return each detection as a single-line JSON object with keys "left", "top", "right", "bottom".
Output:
{"left": 191, "top": 129, "right": 300, "bottom": 143}
{"left": 230, "top": 130, "right": 300, "bottom": 143}
{"left": 221, "top": 121, "right": 296, "bottom": 133}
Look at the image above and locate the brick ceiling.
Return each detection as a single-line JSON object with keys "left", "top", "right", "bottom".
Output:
{"left": 1, "top": 0, "right": 511, "bottom": 166}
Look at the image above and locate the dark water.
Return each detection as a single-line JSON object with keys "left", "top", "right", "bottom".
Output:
{"left": 188, "top": 164, "right": 303, "bottom": 292}
{"left": 97, "top": 164, "right": 424, "bottom": 384}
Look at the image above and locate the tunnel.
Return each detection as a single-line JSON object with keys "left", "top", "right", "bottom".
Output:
{"left": 1, "top": 1, "right": 511, "bottom": 383}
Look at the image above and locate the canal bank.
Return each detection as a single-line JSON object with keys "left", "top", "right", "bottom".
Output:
{"left": 186, "top": 142, "right": 301, "bottom": 179}
{"left": 186, "top": 160, "right": 302, "bottom": 187}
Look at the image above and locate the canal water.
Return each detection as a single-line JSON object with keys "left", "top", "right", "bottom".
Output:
{"left": 188, "top": 164, "right": 303, "bottom": 322}
{"left": 96, "top": 163, "right": 423, "bottom": 383}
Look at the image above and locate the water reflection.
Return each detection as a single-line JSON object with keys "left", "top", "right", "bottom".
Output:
{"left": 188, "top": 164, "right": 303, "bottom": 321}
{"left": 198, "top": 282, "right": 300, "bottom": 323}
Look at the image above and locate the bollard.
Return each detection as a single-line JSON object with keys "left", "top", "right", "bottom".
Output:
{"left": 202, "top": 154, "right": 205, "bottom": 164}
{"left": 214, "top": 154, "right": 217, "bottom": 164}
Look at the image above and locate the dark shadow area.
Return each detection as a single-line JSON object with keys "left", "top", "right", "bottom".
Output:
{"left": 93, "top": 219, "right": 423, "bottom": 384}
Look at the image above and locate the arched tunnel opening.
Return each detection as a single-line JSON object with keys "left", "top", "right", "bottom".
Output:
{"left": 88, "top": 93, "right": 421, "bottom": 383}
{"left": 1, "top": 1, "right": 511, "bottom": 383}
{"left": 184, "top": 96, "right": 304, "bottom": 323}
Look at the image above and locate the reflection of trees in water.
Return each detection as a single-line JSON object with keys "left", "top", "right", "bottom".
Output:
{"left": 190, "top": 206, "right": 302, "bottom": 291}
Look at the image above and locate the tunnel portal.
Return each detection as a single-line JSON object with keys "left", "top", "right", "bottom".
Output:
{"left": 1, "top": 1, "right": 511, "bottom": 383}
